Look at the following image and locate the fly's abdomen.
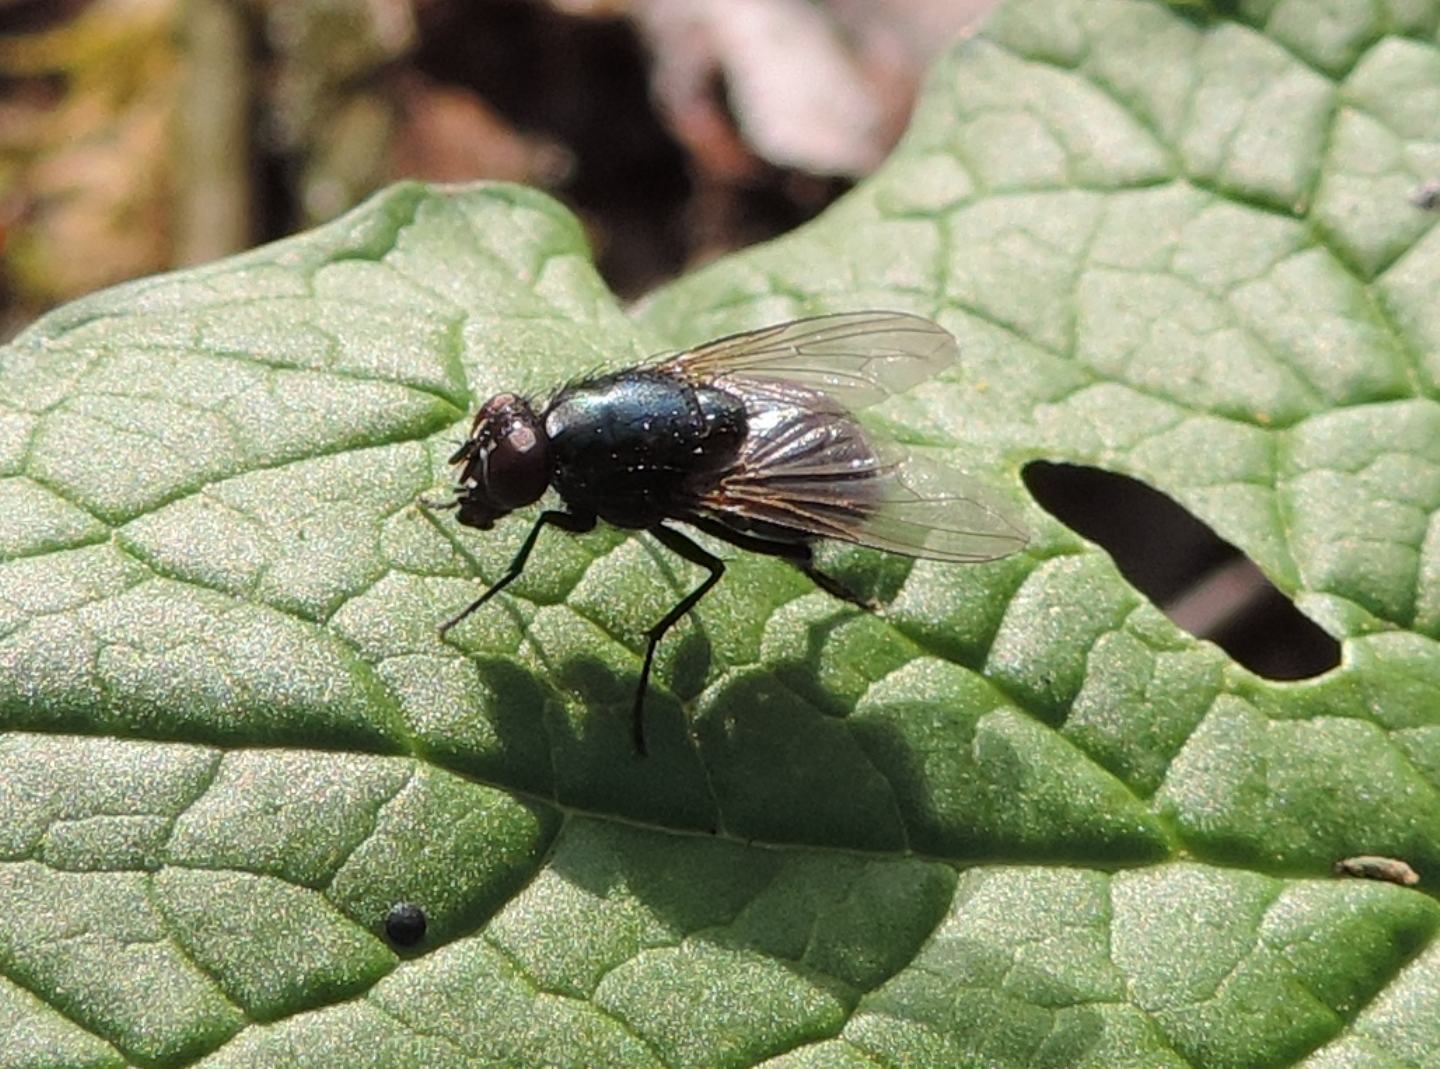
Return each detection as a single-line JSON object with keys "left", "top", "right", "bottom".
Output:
{"left": 544, "top": 371, "right": 745, "bottom": 527}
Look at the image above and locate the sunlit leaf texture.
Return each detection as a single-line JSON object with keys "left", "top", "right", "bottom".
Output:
{"left": 2, "top": 1, "right": 1438, "bottom": 1066}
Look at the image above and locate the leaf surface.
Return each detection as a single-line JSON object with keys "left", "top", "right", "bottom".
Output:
{"left": 3, "top": 3, "right": 1440, "bottom": 1066}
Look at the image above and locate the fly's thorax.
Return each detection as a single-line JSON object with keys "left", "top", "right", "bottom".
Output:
{"left": 544, "top": 371, "right": 682, "bottom": 442}
{"left": 540, "top": 370, "right": 748, "bottom": 526}
{"left": 543, "top": 371, "right": 745, "bottom": 463}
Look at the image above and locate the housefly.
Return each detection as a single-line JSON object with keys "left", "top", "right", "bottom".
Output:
{"left": 427, "top": 311, "right": 1028, "bottom": 754}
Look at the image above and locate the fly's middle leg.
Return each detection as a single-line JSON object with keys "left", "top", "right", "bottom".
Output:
{"left": 636, "top": 525, "right": 727, "bottom": 756}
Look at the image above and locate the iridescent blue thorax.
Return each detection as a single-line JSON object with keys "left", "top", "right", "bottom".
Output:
{"left": 542, "top": 369, "right": 747, "bottom": 528}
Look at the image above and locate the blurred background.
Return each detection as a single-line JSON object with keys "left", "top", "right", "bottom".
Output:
{"left": 0, "top": 0, "right": 998, "bottom": 337}
{"left": 0, "top": 0, "right": 1339, "bottom": 680}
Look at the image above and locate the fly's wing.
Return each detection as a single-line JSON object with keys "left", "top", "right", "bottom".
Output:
{"left": 696, "top": 388, "right": 1029, "bottom": 563}
{"left": 841, "top": 454, "right": 1030, "bottom": 561}
{"left": 656, "top": 311, "right": 957, "bottom": 411}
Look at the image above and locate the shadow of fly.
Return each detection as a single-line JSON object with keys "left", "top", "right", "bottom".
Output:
{"left": 424, "top": 311, "right": 1029, "bottom": 754}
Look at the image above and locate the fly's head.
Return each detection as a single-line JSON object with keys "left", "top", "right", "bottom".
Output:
{"left": 449, "top": 393, "right": 550, "bottom": 530}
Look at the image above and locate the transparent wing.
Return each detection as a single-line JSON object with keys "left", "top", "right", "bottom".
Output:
{"left": 693, "top": 388, "right": 1028, "bottom": 562}
{"left": 658, "top": 311, "right": 958, "bottom": 411}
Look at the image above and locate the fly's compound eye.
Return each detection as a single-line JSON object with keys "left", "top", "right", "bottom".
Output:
{"left": 484, "top": 418, "right": 550, "bottom": 510}
{"left": 453, "top": 392, "right": 522, "bottom": 466}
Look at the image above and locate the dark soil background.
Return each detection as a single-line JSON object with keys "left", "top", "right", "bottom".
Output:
{"left": 0, "top": 0, "right": 1337, "bottom": 679}
{"left": 1, "top": 0, "right": 982, "bottom": 315}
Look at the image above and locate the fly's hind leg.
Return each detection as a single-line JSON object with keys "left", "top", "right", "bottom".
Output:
{"left": 794, "top": 552, "right": 881, "bottom": 613}
{"left": 685, "top": 516, "right": 880, "bottom": 612}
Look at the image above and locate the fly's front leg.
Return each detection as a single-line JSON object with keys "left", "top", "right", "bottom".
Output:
{"left": 440, "top": 510, "right": 595, "bottom": 635}
{"left": 418, "top": 491, "right": 462, "bottom": 512}
{"left": 635, "top": 525, "right": 727, "bottom": 756}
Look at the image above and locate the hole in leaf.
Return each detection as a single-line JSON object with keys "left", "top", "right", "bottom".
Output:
{"left": 1022, "top": 462, "right": 1339, "bottom": 679}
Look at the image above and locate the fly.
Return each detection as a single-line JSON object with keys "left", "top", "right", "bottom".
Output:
{"left": 426, "top": 311, "right": 1029, "bottom": 754}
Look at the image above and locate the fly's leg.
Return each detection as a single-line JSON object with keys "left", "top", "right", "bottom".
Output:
{"left": 418, "top": 492, "right": 462, "bottom": 511}
{"left": 440, "top": 510, "right": 596, "bottom": 635}
{"left": 794, "top": 553, "right": 881, "bottom": 613}
{"left": 685, "top": 516, "right": 879, "bottom": 612}
{"left": 637, "top": 525, "right": 727, "bottom": 756}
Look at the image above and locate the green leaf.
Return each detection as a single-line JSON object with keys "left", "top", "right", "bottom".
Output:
{"left": 3, "top": 1, "right": 1439, "bottom": 1065}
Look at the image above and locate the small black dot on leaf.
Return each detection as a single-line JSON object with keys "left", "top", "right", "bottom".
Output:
{"left": 385, "top": 902, "right": 428, "bottom": 946}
